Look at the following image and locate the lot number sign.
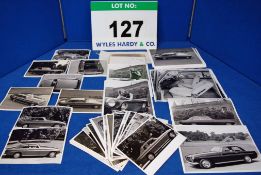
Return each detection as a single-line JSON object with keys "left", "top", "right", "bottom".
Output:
{"left": 91, "top": 1, "right": 158, "bottom": 50}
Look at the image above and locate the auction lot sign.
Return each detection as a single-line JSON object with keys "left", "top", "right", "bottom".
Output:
{"left": 91, "top": 1, "right": 157, "bottom": 50}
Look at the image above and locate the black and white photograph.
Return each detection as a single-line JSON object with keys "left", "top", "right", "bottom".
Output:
{"left": 117, "top": 118, "right": 186, "bottom": 175}
{"left": 67, "top": 59, "right": 107, "bottom": 76}
{"left": 151, "top": 69, "right": 227, "bottom": 101}
{"left": 169, "top": 98, "right": 242, "bottom": 125}
{"left": 85, "top": 124, "right": 105, "bottom": 152}
{"left": 52, "top": 49, "right": 90, "bottom": 60}
{"left": 149, "top": 48, "right": 206, "bottom": 69}
{"left": 90, "top": 116, "right": 106, "bottom": 148}
{"left": 56, "top": 89, "right": 103, "bottom": 113}
{"left": 24, "top": 60, "right": 70, "bottom": 77}
{"left": 14, "top": 106, "right": 72, "bottom": 129}
{"left": 108, "top": 63, "right": 148, "bottom": 81}
{"left": 0, "top": 87, "right": 53, "bottom": 111}
{"left": 38, "top": 74, "right": 83, "bottom": 93}
{"left": 99, "top": 51, "right": 151, "bottom": 64}
{"left": 103, "top": 80, "right": 154, "bottom": 115}
{"left": 0, "top": 128, "right": 67, "bottom": 164}
{"left": 177, "top": 125, "right": 261, "bottom": 173}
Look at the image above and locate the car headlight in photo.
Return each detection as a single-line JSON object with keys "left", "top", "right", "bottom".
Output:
{"left": 106, "top": 98, "right": 116, "bottom": 107}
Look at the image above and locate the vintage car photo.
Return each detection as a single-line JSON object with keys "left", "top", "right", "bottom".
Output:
{"left": 57, "top": 89, "right": 103, "bottom": 113}
{"left": 52, "top": 49, "right": 90, "bottom": 60}
{"left": 14, "top": 106, "right": 71, "bottom": 129}
{"left": 151, "top": 69, "right": 226, "bottom": 101}
{"left": 104, "top": 80, "right": 154, "bottom": 115}
{"left": 108, "top": 63, "right": 148, "bottom": 81}
{"left": 1, "top": 128, "right": 67, "bottom": 164}
{"left": 117, "top": 118, "right": 184, "bottom": 174}
{"left": 25, "top": 60, "right": 70, "bottom": 77}
{"left": 169, "top": 98, "right": 242, "bottom": 125}
{"left": 177, "top": 125, "right": 261, "bottom": 173}
{"left": 0, "top": 87, "right": 53, "bottom": 110}
{"left": 149, "top": 48, "right": 206, "bottom": 69}
{"left": 67, "top": 59, "right": 107, "bottom": 76}
{"left": 38, "top": 74, "right": 83, "bottom": 92}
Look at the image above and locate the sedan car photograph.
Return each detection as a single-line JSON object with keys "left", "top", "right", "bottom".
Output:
{"left": 185, "top": 145, "right": 258, "bottom": 169}
{"left": 10, "top": 93, "right": 46, "bottom": 106}
{"left": 16, "top": 117, "right": 66, "bottom": 128}
{"left": 58, "top": 98, "right": 102, "bottom": 109}
{"left": 3, "top": 143, "right": 61, "bottom": 158}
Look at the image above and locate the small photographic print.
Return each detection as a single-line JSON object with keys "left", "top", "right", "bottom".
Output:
{"left": 0, "top": 128, "right": 67, "bottom": 164}
{"left": 14, "top": 106, "right": 72, "bottom": 129}
{"left": 0, "top": 87, "right": 53, "bottom": 110}
{"left": 52, "top": 49, "right": 90, "bottom": 60}
{"left": 169, "top": 98, "right": 242, "bottom": 125}
{"left": 67, "top": 59, "right": 107, "bottom": 76}
{"left": 177, "top": 125, "right": 261, "bottom": 173}
{"left": 151, "top": 69, "right": 226, "bottom": 101}
{"left": 38, "top": 74, "right": 83, "bottom": 93}
{"left": 90, "top": 116, "right": 106, "bottom": 147}
{"left": 149, "top": 48, "right": 206, "bottom": 69}
{"left": 117, "top": 118, "right": 186, "bottom": 175}
{"left": 56, "top": 89, "right": 103, "bottom": 113}
{"left": 25, "top": 60, "right": 70, "bottom": 77}
{"left": 108, "top": 63, "right": 148, "bottom": 81}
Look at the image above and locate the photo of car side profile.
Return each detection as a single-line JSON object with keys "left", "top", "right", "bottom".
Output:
{"left": 154, "top": 52, "right": 192, "bottom": 60}
{"left": 185, "top": 146, "right": 258, "bottom": 169}
{"left": 78, "top": 60, "right": 104, "bottom": 75}
{"left": 58, "top": 98, "right": 102, "bottom": 109}
{"left": 10, "top": 94, "right": 46, "bottom": 106}
{"left": 53, "top": 50, "right": 90, "bottom": 60}
{"left": 40, "top": 78, "right": 81, "bottom": 92}
{"left": 16, "top": 117, "right": 66, "bottom": 128}
{"left": 179, "top": 116, "right": 236, "bottom": 125}
{"left": 3, "top": 143, "right": 61, "bottom": 158}
{"left": 28, "top": 67, "right": 64, "bottom": 75}
{"left": 136, "top": 129, "right": 176, "bottom": 168}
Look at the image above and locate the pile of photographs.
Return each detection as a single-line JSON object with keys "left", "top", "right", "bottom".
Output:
{"left": 149, "top": 48, "right": 261, "bottom": 173}
{"left": 70, "top": 111, "right": 186, "bottom": 174}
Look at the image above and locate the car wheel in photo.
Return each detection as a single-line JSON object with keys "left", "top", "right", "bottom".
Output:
{"left": 22, "top": 124, "right": 29, "bottom": 128}
{"left": 13, "top": 152, "right": 21, "bottom": 159}
{"left": 147, "top": 153, "right": 155, "bottom": 161}
{"left": 244, "top": 156, "right": 252, "bottom": 163}
{"left": 199, "top": 159, "right": 212, "bottom": 169}
{"left": 48, "top": 151, "right": 57, "bottom": 158}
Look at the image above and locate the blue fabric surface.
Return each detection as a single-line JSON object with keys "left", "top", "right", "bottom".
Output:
{"left": 0, "top": 41, "right": 260, "bottom": 175}
{"left": 0, "top": 0, "right": 65, "bottom": 78}
{"left": 61, "top": 0, "right": 193, "bottom": 41}
{"left": 190, "top": 0, "right": 261, "bottom": 85}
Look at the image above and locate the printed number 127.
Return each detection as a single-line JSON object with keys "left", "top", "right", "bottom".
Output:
{"left": 109, "top": 20, "right": 143, "bottom": 38}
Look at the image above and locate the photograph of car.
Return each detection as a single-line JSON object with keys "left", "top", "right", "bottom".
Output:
{"left": 154, "top": 52, "right": 192, "bottom": 60}
{"left": 38, "top": 74, "right": 83, "bottom": 92}
{"left": 3, "top": 143, "right": 61, "bottom": 158}
{"left": 169, "top": 98, "right": 242, "bottom": 125}
{"left": 185, "top": 145, "right": 258, "bottom": 169}
{"left": 52, "top": 49, "right": 90, "bottom": 60}
{"left": 10, "top": 94, "right": 46, "bottom": 106}
{"left": 25, "top": 60, "right": 69, "bottom": 77}
{"left": 58, "top": 98, "right": 102, "bottom": 109}
{"left": 78, "top": 60, "right": 104, "bottom": 75}
{"left": 0, "top": 87, "right": 53, "bottom": 110}
{"left": 149, "top": 48, "right": 206, "bottom": 69}
{"left": 151, "top": 69, "right": 226, "bottom": 101}
{"left": 177, "top": 125, "right": 261, "bottom": 173}
{"left": 16, "top": 117, "right": 66, "bottom": 128}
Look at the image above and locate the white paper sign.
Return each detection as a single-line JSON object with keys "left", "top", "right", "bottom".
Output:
{"left": 91, "top": 1, "right": 157, "bottom": 50}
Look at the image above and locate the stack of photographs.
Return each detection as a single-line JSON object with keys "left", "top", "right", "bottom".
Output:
{"left": 0, "top": 106, "right": 72, "bottom": 164}
{"left": 70, "top": 111, "right": 186, "bottom": 174}
{"left": 148, "top": 48, "right": 206, "bottom": 69}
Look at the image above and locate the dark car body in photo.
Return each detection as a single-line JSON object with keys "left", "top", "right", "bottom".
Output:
{"left": 104, "top": 97, "right": 149, "bottom": 114}
{"left": 136, "top": 129, "right": 176, "bottom": 168}
{"left": 154, "top": 52, "right": 192, "bottom": 60}
{"left": 40, "top": 78, "right": 81, "bottom": 92}
{"left": 58, "top": 98, "right": 102, "bottom": 109}
{"left": 3, "top": 143, "right": 60, "bottom": 158}
{"left": 179, "top": 116, "right": 236, "bottom": 125}
{"left": 78, "top": 60, "right": 104, "bottom": 75}
{"left": 10, "top": 93, "right": 46, "bottom": 106}
{"left": 185, "top": 145, "right": 258, "bottom": 169}
{"left": 16, "top": 117, "right": 66, "bottom": 128}
{"left": 28, "top": 67, "right": 65, "bottom": 75}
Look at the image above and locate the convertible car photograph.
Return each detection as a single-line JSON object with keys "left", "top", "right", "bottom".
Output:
{"left": 16, "top": 117, "right": 66, "bottom": 128}
{"left": 3, "top": 143, "right": 61, "bottom": 159}
{"left": 185, "top": 145, "right": 258, "bottom": 169}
